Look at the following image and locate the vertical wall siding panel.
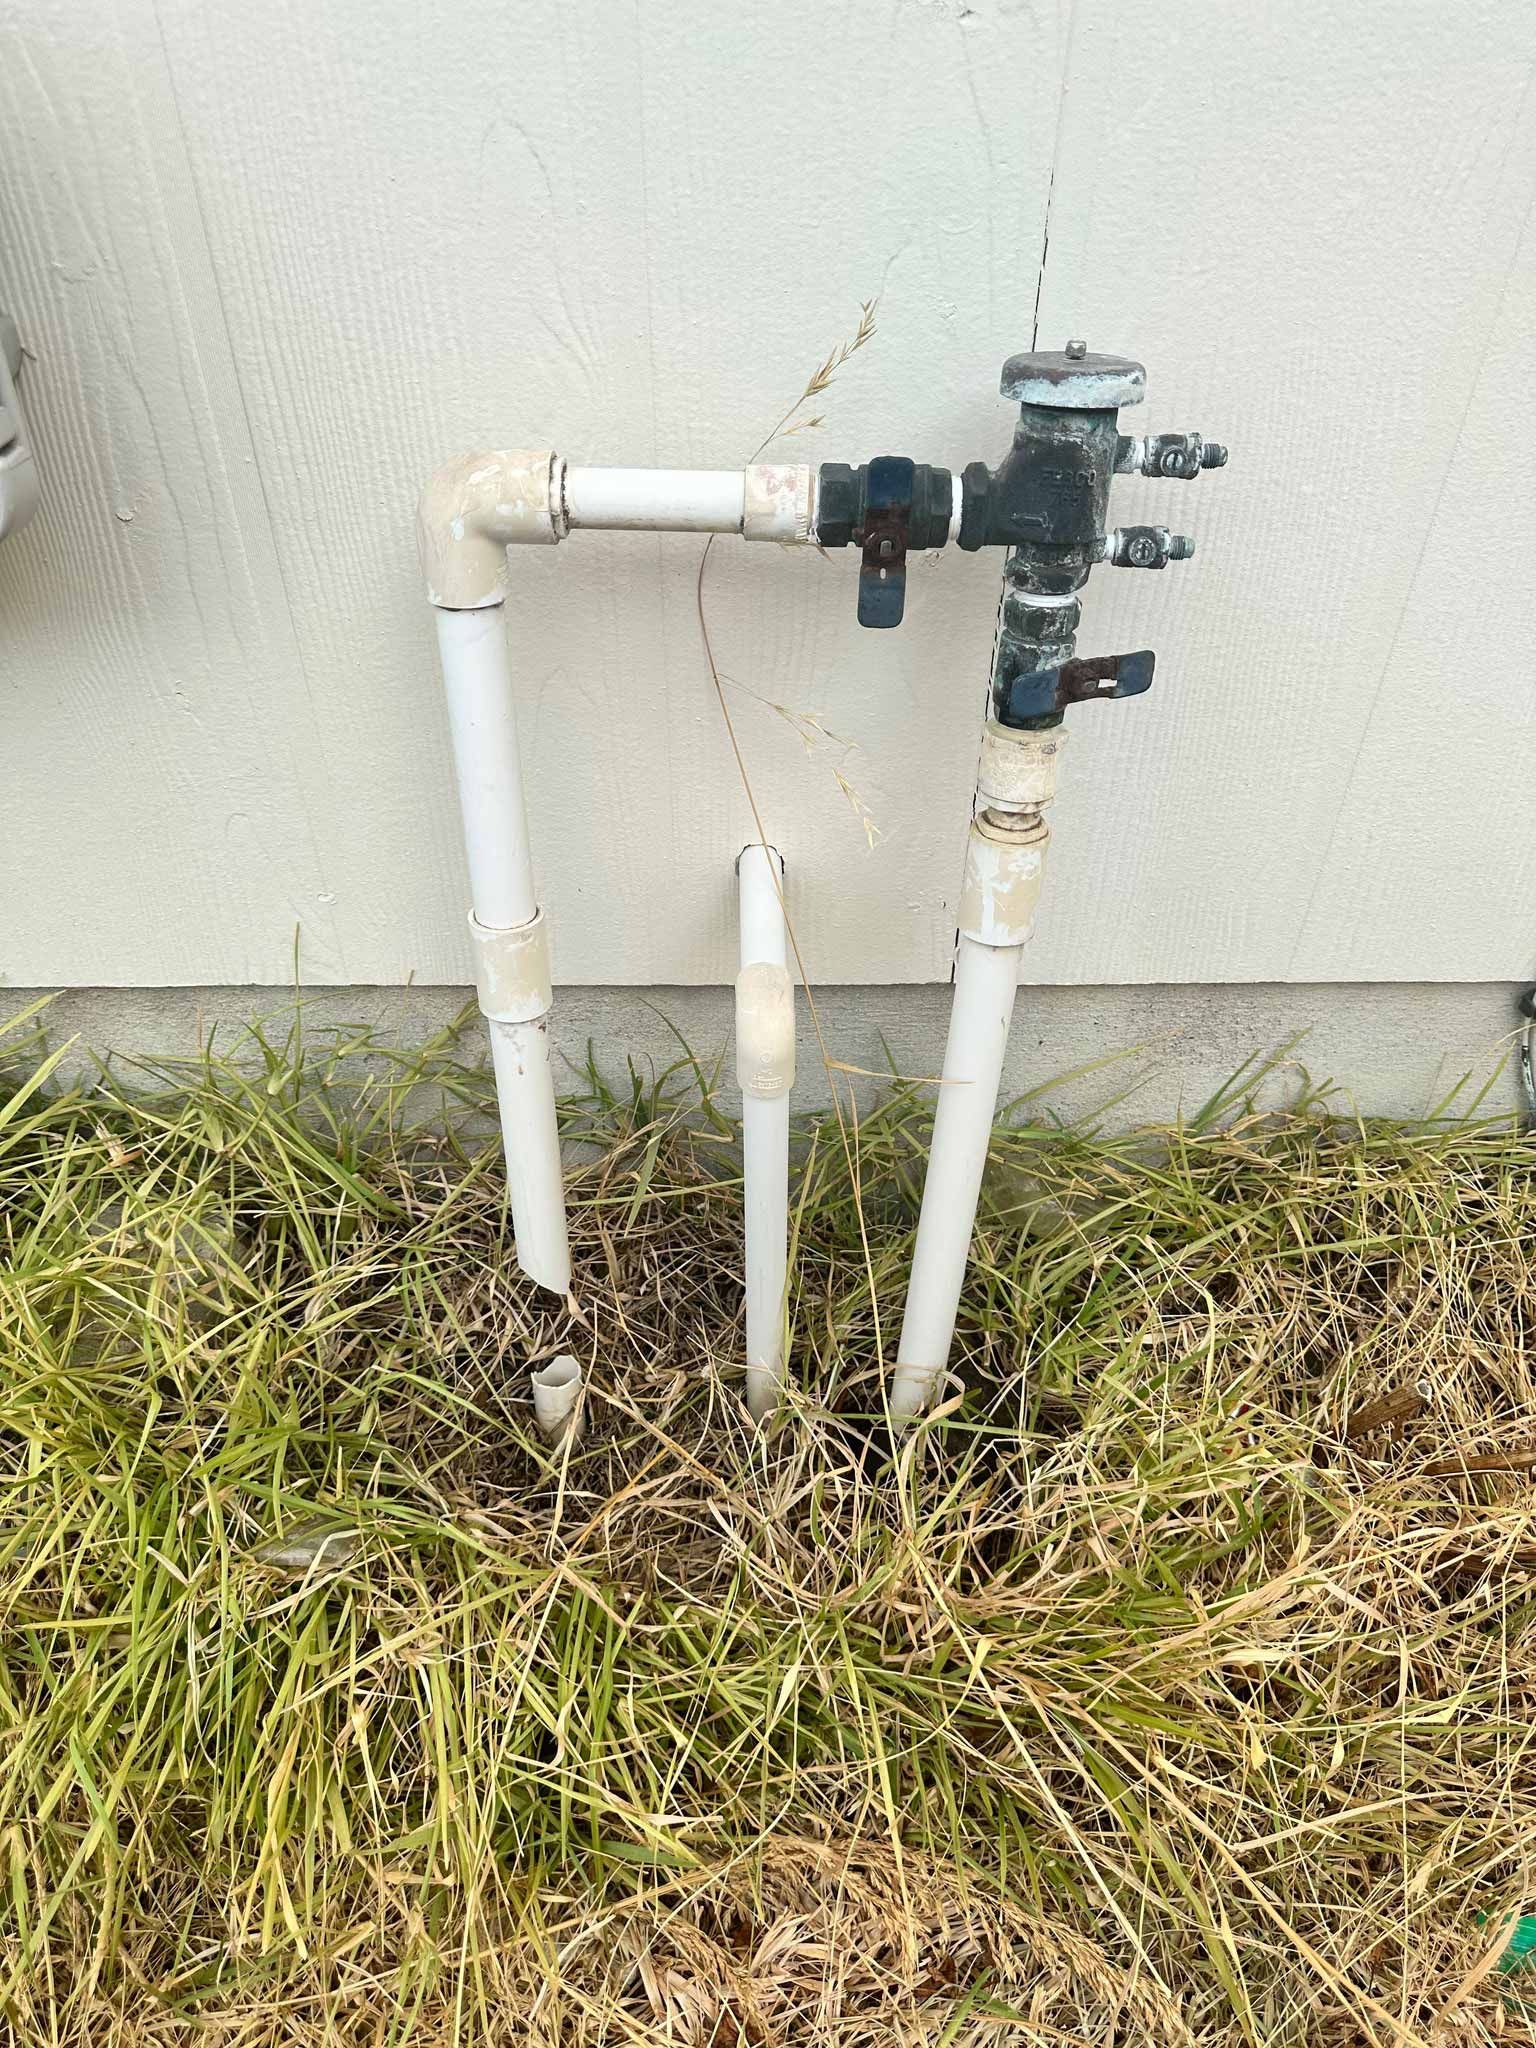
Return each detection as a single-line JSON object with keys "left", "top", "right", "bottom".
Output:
{"left": 1288, "top": 166, "right": 1536, "bottom": 980}
{"left": 2, "top": 0, "right": 1532, "bottom": 987}
{"left": 0, "top": 0, "right": 345, "bottom": 983}
{"left": 144, "top": 0, "right": 1068, "bottom": 988}
{"left": 1022, "top": 0, "right": 1536, "bottom": 983}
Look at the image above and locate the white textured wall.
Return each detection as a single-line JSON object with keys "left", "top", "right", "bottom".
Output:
{"left": 2, "top": 0, "right": 1533, "bottom": 991}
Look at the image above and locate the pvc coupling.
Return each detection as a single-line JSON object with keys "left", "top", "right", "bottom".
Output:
{"left": 960, "top": 723, "right": 1064, "bottom": 949}
{"left": 735, "top": 962, "right": 795, "bottom": 1099}
{"left": 959, "top": 816, "right": 1049, "bottom": 949}
{"left": 467, "top": 909, "right": 552, "bottom": 1026}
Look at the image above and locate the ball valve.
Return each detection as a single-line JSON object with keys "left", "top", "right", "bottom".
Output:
{"left": 813, "top": 339, "right": 1224, "bottom": 724}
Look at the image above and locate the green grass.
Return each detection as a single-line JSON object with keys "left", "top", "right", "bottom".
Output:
{"left": 1, "top": 999, "right": 1533, "bottom": 2045}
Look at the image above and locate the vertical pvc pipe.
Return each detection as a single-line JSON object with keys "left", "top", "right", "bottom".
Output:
{"left": 890, "top": 935, "right": 1021, "bottom": 1420}
{"left": 736, "top": 845, "right": 793, "bottom": 1420}
{"left": 485, "top": 1016, "right": 569, "bottom": 1295}
{"left": 435, "top": 607, "right": 538, "bottom": 927}
{"left": 891, "top": 707, "right": 1058, "bottom": 1425}
{"left": 433, "top": 606, "right": 571, "bottom": 1296}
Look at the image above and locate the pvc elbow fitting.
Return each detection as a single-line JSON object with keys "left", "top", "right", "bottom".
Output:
{"left": 416, "top": 450, "right": 559, "bottom": 609}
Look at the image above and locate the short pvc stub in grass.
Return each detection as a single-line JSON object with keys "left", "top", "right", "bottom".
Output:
{"left": 530, "top": 1353, "right": 584, "bottom": 1445}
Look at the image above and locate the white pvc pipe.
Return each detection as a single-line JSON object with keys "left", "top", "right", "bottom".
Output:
{"left": 739, "top": 842, "right": 786, "bottom": 967}
{"left": 417, "top": 451, "right": 813, "bottom": 605}
{"left": 889, "top": 934, "right": 1021, "bottom": 1422}
{"left": 486, "top": 1017, "right": 569, "bottom": 1295}
{"left": 736, "top": 844, "right": 792, "bottom": 1421}
{"left": 433, "top": 605, "right": 571, "bottom": 1297}
{"left": 743, "top": 1093, "right": 791, "bottom": 1418}
{"left": 890, "top": 726, "right": 1058, "bottom": 1424}
{"left": 531, "top": 1353, "right": 584, "bottom": 1444}
{"left": 435, "top": 607, "right": 538, "bottom": 927}
{"left": 563, "top": 467, "right": 746, "bottom": 533}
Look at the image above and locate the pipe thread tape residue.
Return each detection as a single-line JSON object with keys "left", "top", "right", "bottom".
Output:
{"left": 468, "top": 908, "right": 553, "bottom": 1024}
{"left": 735, "top": 961, "right": 795, "bottom": 1097}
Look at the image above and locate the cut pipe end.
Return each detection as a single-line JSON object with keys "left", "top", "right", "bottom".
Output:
{"left": 517, "top": 1244, "right": 573, "bottom": 1297}
{"left": 734, "top": 840, "right": 786, "bottom": 877}
{"left": 531, "top": 1353, "right": 584, "bottom": 1444}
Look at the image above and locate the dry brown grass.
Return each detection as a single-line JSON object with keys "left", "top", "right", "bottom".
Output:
{"left": 2, "top": 1009, "right": 1534, "bottom": 2045}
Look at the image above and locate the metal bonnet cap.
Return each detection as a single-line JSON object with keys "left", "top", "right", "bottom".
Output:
{"left": 1000, "top": 345, "right": 1146, "bottom": 410}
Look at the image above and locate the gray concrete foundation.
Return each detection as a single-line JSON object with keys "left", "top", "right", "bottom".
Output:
{"left": 5, "top": 983, "right": 1527, "bottom": 1129}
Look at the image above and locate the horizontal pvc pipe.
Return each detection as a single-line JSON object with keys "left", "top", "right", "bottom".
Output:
{"left": 563, "top": 466, "right": 746, "bottom": 533}
{"left": 890, "top": 934, "right": 1021, "bottom": 1420}
{"left": 737, "top": 844, "right": 791, "bottom": 1422}
{"left": 433, "top": 603, "right": 570, "bottom": 1297}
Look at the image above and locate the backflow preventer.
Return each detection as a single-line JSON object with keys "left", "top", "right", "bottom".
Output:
{"left": 811, "top": 345, "right": 1227, "bottom": 1418}
{"left": 415, "top": 341, "right": 1227, "bottom": 1428}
